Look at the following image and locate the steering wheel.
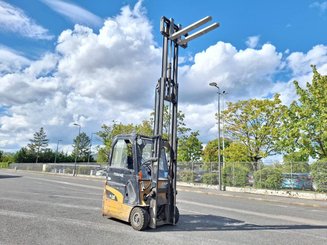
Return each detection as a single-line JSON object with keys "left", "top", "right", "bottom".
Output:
{"left": 141, "top": 159, "right": 152, "bottom": 176}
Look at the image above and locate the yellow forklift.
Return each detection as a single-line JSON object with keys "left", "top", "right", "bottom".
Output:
{"left": 102, "top": 16, "right": 219, "bottom": 230}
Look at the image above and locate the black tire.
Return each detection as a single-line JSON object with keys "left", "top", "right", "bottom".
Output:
{"left": 175, "top": 206, "right": 180, "bottom": 224}
{"left": 130, "top": 207, "right": 149, "bottom": 231}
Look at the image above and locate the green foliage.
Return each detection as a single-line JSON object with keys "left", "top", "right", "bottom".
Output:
{"left": 224, "top": 142, "right": 250, "bottom": 162}
{"left": 179, "top": 170, "right": 195, "bottom": 183}
{"left": 54, "top": 151, "right": 75, "bottom": 163}
{"left": 282, "top": 151, "right": 310, "bottom": 173}
{"left": 178, "top": 131, "right": 202, "bottom": 162}
{"left": 254, "top": 166, "right": 283, "bottom": 190}
{"left": 77, "top": 166, "right": 94, "bottom": 175}
{"left": 223, "top": 163, "right": 249, "bottom": 187}
{"left": 135, "top": 120, "right": 153, "bottom": 136}
{"left": 223, "top": 94, "right": 286, "bottom": 171}
{"left": 281, "top": 66, "right": 327, "bottom": 159}
{"left": 96, "top": 147, "right": 109, "bottom": 163}
{"left": 96, "top": 121, "right": 140, "bottom": 162}
{"left": 64, "top": 168, "right": 73, "bottom": 174}
{"left": 27, "top": 127, "right": 49, "bottom": 163}
{"left": 202, "top": 173, "right": 218, "bottom": 185}
{"left": 203, "top": 139, "right": 218, "bottom": 163}
{"left": 202, "top": 138, "right": 231, "bottom": 170}
{"left": 0, "top": 162, "right": 10, "bottom": 168}
{"left": 223, "top": 142, "right": 253, "bottom": 171}
{"left": 151, "top": 105, "right": 191, "bottom": 138}
{"left": 310, "top": 158, "right": 327, "bottom": 192}
{"left": 72, "top": 132, "right": 92, "bottom": 162}
{"left": 0, "top": 151, "right": 14, "bottom": 163}
{"left": 2, "top": 153, "right": 14, "bottom": 163}
{"left": 14, "top": 147, "right": 35, "bottom": 163}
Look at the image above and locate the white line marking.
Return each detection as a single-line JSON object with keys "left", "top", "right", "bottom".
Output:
{"left": 0, "top": 209, "right": 120, "bottom": 232}
{"left": 0, "top": 190, "right": 102, "bottom": 199}
{"left": 0, "top": 197, "right": 101, "bottom": 211}
{"left": 179, "top": 200, "right": 327, "bottom": 226}
{"left": 26, "top": 177, "right": 103, "bottom": 190}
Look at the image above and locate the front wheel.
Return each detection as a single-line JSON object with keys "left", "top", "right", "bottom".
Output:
{"left": 130, "top": 207, "right": 149, "bottom": 231}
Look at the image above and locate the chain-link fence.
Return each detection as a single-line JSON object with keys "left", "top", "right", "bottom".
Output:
{"left": 177, "top": 161, "right": 327, "bottom": 192}
{"left": 9, "top": 162, "right": 106, "bottom": 176}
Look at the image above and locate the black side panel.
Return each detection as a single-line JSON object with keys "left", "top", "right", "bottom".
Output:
{"left": 107, "top": 167, "right": 138, "bottom": 205}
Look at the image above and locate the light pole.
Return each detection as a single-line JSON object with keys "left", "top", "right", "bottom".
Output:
{"left": 54, "top": 139, "right": 62, "bottom": 163}
{"left": 209, "top": 82, "right": 225, "bottom": 191}
{"left": 73, "top": 123, "right": 81, "bottom": 176}
{"left": 87, "top": 132, "right": 96, "bottom": 164}
{"left": 221, "top": 92, "right": 227, "bottom": 168}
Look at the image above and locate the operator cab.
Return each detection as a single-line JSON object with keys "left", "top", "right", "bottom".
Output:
{"left": 108, "top": 134, "right": 169, "bottom": 180}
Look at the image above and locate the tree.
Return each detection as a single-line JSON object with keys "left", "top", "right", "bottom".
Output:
{"left": 135, "top": 120, "right": 153, "bottom": 136}
{"left": 150, "top": 105, "right": 191, "bottom": 139}
{"left": 223, "top": 94, "right": 286, "bottom": 171}
{"left": 224, "top": 142, "right": 250, "bottom": 163}
{"left": 0, "top": 152, "right": 14, "bottom": 163}
{"left": 223, "top": 141, "right": 254, "bottom": 172}
{"left": 282, "top": 151, "right": 310, "bottom": 173}
{"left": 254, "top": 166, "right": 283, "bottom": 190}
{"left": 72, "top": 132, "right": 91, "bottom": 162}
{"left": 203, "top": 139, "right": 219, "bottom": 164}
{"left": 14, "top": 147, "right": 35, "bottom": 163}
{"left": 97, "top": 121, "right": 138, "bottom": 162}
{"left": 310, "top": 158, "right": 327, "bottom": 192}
{"left": 223, "top": 163, "right": 249, "bottom": 187}
{"left": 27, "top": 127, "right": 49, "bottom": 163}
{"left": 202, "top": 138, "right": 232, "bottom": 171}
{"left": 281, "top": 66, "right": 327, "bottom": 160}
{"left": 177, "top": 131, "right": 202, "bottom": 162}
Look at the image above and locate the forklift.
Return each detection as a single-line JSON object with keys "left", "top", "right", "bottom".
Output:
{"left": 102, "top": 16, "right": 219, "bottom": 230}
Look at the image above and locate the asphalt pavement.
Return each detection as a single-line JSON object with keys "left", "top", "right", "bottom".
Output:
{"left": 0, "top": 169, "right": 326, "bottom": 245}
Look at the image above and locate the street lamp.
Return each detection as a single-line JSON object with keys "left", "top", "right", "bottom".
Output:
{"left": 221, "top": 91, "right": 228, "bottom": 168}
{"left": 54, "top": 139, "right": 62, "bottom": 163}
{"left": 73, "top": 123, "right": 81, "bottom": 176}
{"left": 209, "top": 82, "right": 225, "bottom": 191}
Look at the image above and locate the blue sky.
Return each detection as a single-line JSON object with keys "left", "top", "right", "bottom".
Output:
{"left": 2, "top": 0, "right": 327, "bottom": 57}
{"left": 0, "top": 0, "right": 327, "bottom": 156}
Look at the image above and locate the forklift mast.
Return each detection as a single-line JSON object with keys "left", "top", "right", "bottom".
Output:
{"left": 150, "top": 17, "right": 219, "bottom": 228}
{"left": 151, "top": 17, "right": 181, "bottom": 228}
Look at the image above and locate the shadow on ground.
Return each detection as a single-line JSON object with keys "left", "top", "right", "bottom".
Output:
{"left": 147, "top": 214, "right": 327, "bottom": 232}
{"left": 0, "top": 174, "right": 22, "bottom": 179}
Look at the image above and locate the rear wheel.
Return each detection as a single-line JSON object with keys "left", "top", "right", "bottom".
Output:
{"left": 175, "top": 206, "right": 180, "bottom": 224}
{"left": 130, "top": 207, "right": 149, "bottom": 231}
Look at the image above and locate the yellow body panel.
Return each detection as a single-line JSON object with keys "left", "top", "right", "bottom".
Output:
{"left": 102, "top": 179, "right": 169, "bottom": 223}
{"left": 102, "top": 184, "right": 133, "bottom": 222}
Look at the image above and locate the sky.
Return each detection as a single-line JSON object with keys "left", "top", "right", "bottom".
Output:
{"left": 0, "top": 0, "right": 327, "bottom": 156}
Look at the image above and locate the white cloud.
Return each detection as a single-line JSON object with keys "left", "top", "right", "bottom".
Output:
{"left": 246, "top": 35, "right": 260, "bottom": 48}
{"left": 179, "top": 42, "right": 282, "bottom": 104}
{"left": 310, "top": 1, "right": 327, "bottom": 12}
{"left": 287, "top": 45, "right": 327, "bottom": 76}
{"left": 0, "top": 46, "right": 30, "bottom": 75}
{"left": 0, "top": 0, "right": 53, "bottom": 40}
{"left": 272, "top": 45, "right": 327, "bottom": 105}
{"left": 42, "top": 0, "right": 102, "bottom": 27}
